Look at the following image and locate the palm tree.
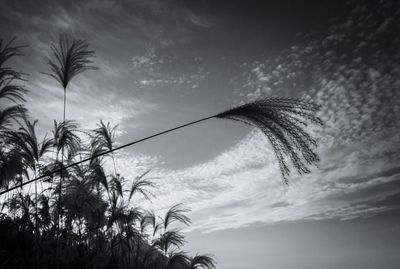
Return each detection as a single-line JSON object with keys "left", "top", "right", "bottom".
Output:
{"left": 0, "top": 38, "right": 27, "bottom": 130}
{"left": 45, "top": 36, "right": 97, "bottom": 232}
{"left": 0, "top": 38, "right": 28, "bottom": 210}
{"left": 46, "top": 36, "right": 97, "bottom": 124}
{"left": 5, "top": 117, "right": 53, "bottom": 230}
{"left": 152, "top": 204, "right": 191, "bottom": 257}
{"left": 52, "top": 120, "right": 81, "bottom": 160}
{"left": 91, "top": 120, "right": 119, "bottom": 175}
{"left": 0, "top": 148, "right": 24, "bottom": 190}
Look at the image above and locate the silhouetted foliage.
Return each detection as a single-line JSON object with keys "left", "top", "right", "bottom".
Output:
{"left": 0, "top": 36, "right": 322, "bottom": 269}
{"left": 45, "top": 36, "right": 97, "bottom": 90}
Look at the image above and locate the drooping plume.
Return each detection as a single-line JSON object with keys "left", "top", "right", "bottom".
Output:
{"left": 216, "top": 98, "right": 322, "bottom": 180}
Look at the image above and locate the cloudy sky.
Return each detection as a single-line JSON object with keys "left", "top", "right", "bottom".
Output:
{"left": 1, "top": 0, "right": 400, "bottom": 268}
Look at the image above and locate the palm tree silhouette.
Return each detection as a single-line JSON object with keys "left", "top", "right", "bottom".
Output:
{"left": 46, "top": 36, "right": 97, "bottom": 124}
{"left": 45, "top": 36, "right": 97, "bottom": 233}
{"left": 5, "top": 117, "right": 53, "bottom": 231}
{"left": 91, "top": 120, "right": 119, "bottom": 175}
{"left": 0, "top": 38, "right": 27, "bottom": 203}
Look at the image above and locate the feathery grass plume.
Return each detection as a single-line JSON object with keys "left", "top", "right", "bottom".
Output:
{"left": 216, "top": 97, "right": 322, "bottom": 182}
{"left": 46, "top": 36, "right": 97, "bottom": 89}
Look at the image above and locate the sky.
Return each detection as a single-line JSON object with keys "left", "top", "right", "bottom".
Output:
{"left": 1, "top": 0, "right": 400, "bottom": 268}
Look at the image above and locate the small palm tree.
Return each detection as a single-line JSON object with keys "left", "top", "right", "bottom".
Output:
{"left": 46, "top": 36, "right": 97, "bottom": 123}
{"left": 5, "top": 117, "right": 53, "bottom": 230}
{"left": 45, "top": 36, "right": 97, "bottom": 230}
{"left": 0, "top": 148, "right": 24, "bottom": 190}
{"left": 52, "top": 120, "right": 81, "bottom": 160}
{"left": 91, "top": 120, "right": 119, "bottom": 174}
{"left": 0, "top": 38, "right": 27, "bottom": 131}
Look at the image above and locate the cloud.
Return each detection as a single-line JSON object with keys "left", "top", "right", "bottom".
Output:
{"left": 115, "top": 0, "right": 400, "bottom": 232}
{"left": 128, "top": 129, "right": 400, "bottom": 233}
{"left": 3, "top": 0, "right": 400, "bottom": 234}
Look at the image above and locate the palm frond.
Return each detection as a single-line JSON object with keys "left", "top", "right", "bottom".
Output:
{"left": 45, "top": 36, "right": 97, "bottom": 89}
{"left": 164, "top": 203, "right": 191, "bottom": 230}
{"left": 91, "top": 120, "right": 118, "bottom": 152}
{"left": 125, "top": 207, "right": 143, "bottom": 225}
{"left": 166, "top": 252, "right": 190, "bottom": 269}
{"left": 88, "top": 158, "right": 108, "bottom": 191}
{"left": 5, "top": 117, "right": 53, "bottom": 170}
{"left": 155, "top": 229, "right": 186, "bottom": 254}
{"left": 63, "top": 178, "right": 106, "bottom": 221}
{"left": 0, "top": 149, "right": 24, "bottom": 189}
{"left": 128, "top": 169, "right": 155, "bottom": 201}
{"left": 0, "top": 39, "right": 27, "bottom": 96}
{"left": 190, "top": 254, "right": 216, "bottom": 269}
{"left": 216, "top": 97, "right": 322, "bottom": 181}
{"left": 140, "top": 211, "right": 156, "bottom": 234}
{"left": 111, "top": 175, "right": 123, "bottom": 198}
{"left": 52, "top": 120, "right": 81, "bottom": 156}
{"left": 0, "top": 85, "right": 27, "bottom": 103}
{"left": 0, "top": 38, "right": 25, "bottom": 68}
{"left": 0, "top": 105, "right": 26, "bottom": 130}
{"left": 40, "top": 160, "right": 70, "bottom": 182}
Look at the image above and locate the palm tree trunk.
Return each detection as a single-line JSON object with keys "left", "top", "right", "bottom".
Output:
{"left": 58, "top": 88, "right": 66, "bottom": 227}
{"left": 34, "top": 169, "right": 38, "bottom": 233}
{"left": 56, "top": 87, "right": 66, "bottom": 269}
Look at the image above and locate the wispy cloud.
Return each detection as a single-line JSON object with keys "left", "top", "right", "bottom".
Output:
{"left": 115, "top": 1, "right": 400, "bottom": 232}
{"left": 122, "top": 128, "right": 400, "bottom": 232}
{"left": 2, "top": 0, "right": 399, "bottom": 234}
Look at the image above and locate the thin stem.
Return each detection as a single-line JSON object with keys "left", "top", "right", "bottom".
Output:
{"left": 56, "top": 87, "right": 66, "bottom": 269}
{"left": 0, "top": 114, "right": 218, "bottom": 196}
{"left": 34, "top": 169, "right": 38, "bottom": 233}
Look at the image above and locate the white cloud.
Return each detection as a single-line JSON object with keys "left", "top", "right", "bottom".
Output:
{"left": 116, "top": 4, "right": 400, "bottom": 231}
{"left": 114, "top": 126, "right": 400, "bottom": 233}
